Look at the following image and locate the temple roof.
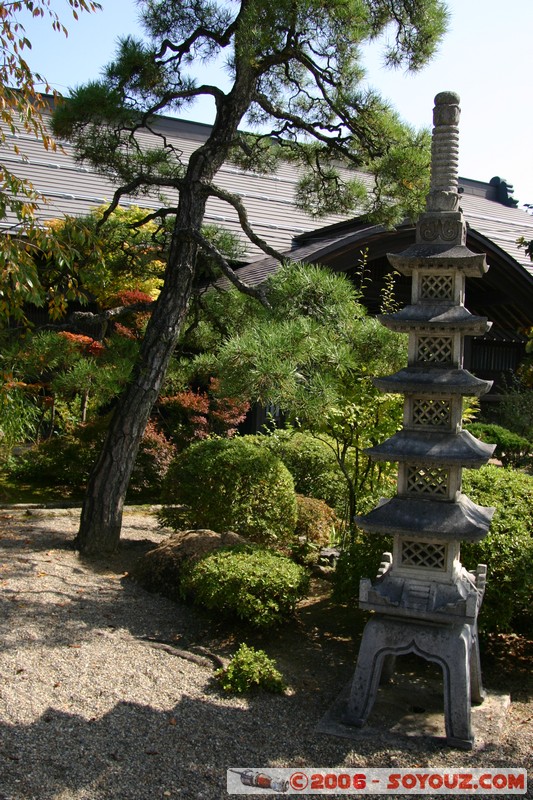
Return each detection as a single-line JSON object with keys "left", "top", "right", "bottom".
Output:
{"left": 5, "top": 97, "right": 533, "bottom": 333}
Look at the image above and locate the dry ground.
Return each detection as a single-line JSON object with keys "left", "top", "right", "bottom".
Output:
{"left": 0, "top": 506, "right": 530, "bottom": 799}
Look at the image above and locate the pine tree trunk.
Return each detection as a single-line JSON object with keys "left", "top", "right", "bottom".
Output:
{"left": 75, "top": 211, "right": 199, "bottom": 554}
{"left": 75, "top": 72, "right": 257, "bottom": 555}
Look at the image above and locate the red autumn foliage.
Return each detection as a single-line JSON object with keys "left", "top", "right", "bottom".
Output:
{"left": 113, "top": 322, "right": 138, "bottom": 340}
{"left": 208, "top": 378, "right": 250, "bottom": 436}
{"left": 115, "top": 289, "right": 154, "bottom": 306}
{"left": 159, "top": 377, "right": 249, "bottom": 448}
{"left": 58, "top": 331, "right": 105, "bottom": 357}
{"left": 110, "top": 289, "right": 154, "bottom": 340}
{"left": 130, "top": 420, "right": 177, "bottom": 492}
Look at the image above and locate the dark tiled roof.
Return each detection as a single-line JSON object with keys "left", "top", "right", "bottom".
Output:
{"left": 1, "top": 103, "right": 354, "bottom": 257}
{"left": 4, "top": 100, "right": 533, "bottom": 286}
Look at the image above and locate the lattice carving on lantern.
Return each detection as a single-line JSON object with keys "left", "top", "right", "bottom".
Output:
{"left": 401, "top": 540, "right": 447, "bottom": 570}
{"left": 412, "top": 397, "right": 451, "bottom": 428}
{"left": 406, "top": 464, "right": 449, "bottom": 497}
{"left": 416, "top": 335, "right": 454, "bottom": 364}
{"left": 420, "top": 273, "right": 454, "bottom": 300}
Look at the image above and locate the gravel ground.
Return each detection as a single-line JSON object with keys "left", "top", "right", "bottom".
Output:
{"left": 0, "top": 507, "right": 530, "bottom": 800}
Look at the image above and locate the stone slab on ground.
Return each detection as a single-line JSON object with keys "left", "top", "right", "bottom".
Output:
{"left": 317, "top": 668, "right": 511, "bottom": 751}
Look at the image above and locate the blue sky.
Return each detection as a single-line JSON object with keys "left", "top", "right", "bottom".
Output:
{"left": 18, "top": 0, "right": 533, "bottom": 209}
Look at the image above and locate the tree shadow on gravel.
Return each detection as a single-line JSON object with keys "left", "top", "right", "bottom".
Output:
{"left": 0, "top": 511, "right": 361, "bottom": 698}
{"left": 0, "top": 510, "right": 362, "bottom": 671}
{"left": 1, "top": 689, "right": 529, "bottom": 800}
{"left": 1, "top": 510, "right": 531, "bottom": 698}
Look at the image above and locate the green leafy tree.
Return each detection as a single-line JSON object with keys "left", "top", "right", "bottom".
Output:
{"left": 37, "top": 205, "right": 244, "bottom": 332}
{"left": 1, "top": 199, "right": 243, "bottom": 460}
{"left": 0, "top": 0, "right": 101, "bottom": 323}
{"left": 0, "top": 1, "right": 101, "bottom": 452}
{"left": 45, "top": 206, "right": 168, "bottom": 310}
{"left": 0, "top": 377, "right": 40, "bottom": 463}
{"left": 51, "top": 0, "right": 447, "bottom": 553}
{"left": 0, "top": 205, "right": 157, "bottom": 456}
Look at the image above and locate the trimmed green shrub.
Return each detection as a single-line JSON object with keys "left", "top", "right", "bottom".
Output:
{"left": 466, "top": 423, "right": 532, "bottom": 468}
{"left": 487, "top": 385, "right": 533, "bottom": 440}
{"left": 159, "top": 437, "right": 297, "bottom": 547}
{"left": 180, "top": 545, "right": 310, "bottom": 628}
{"left": 462, "top": 466, "right": 533, "bottom": 633}
{"left": 215, "top": 644, "right": 285, "bottom": 694}
{"left": 254, "top": 430, "right": 347, "bottom": 515}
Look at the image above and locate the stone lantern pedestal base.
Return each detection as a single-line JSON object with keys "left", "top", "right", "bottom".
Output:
{"left": 344, "top": 615, "right": 485, "bottom": 749}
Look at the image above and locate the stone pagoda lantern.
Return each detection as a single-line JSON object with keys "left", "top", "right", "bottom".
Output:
{"left": 345, "top": 92, "right": 495, "bottom": 750}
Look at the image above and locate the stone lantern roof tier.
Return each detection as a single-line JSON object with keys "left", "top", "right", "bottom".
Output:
{"left": 366, "top": 429, "right": 496, "bottom": 466}
{"left": 387, "top": 245, "right": 487, "bottom": 277}
{"left": 356, "top": 493, "right": 495, "bottom": 542}
{"left": 374, "top": 368, "right": 492, "bottom": 396}
{"left": 377, "top": 306, "right": 490, "bottom": 335}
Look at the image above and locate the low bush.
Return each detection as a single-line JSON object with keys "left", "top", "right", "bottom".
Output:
{"left": 159, "top": 437, "right": 297, "bottom": 547}
{"left": 8, "top": 427, "right": 100, "bottom": 493}
{"left": 7, "top": 417, "right": 114, "bottom": 496}
{"left": 332, "top": 529, "right": 392, "bottom": 605}
{"left": 466, "top": 422, "right": 532, "bottom": 468}
{"left": 291, "top": 494, "right": 341, "bottom": 564}
{"left": 462, "top": 466, "right": 533, "bottom": 633}
{"left": 7, "top": 417, "right": 175, "bottom": 500}
{"left": 295, "top": 495, "right": 340, "bottom": 547}
{"left": 180, "top": 545, "right": 310, "bottom": 628}
{"left": 487, "top": 384, "right": 533, "bottom": 440}
{"left": 215, "top": 644, "right": 285, "bottom": 694}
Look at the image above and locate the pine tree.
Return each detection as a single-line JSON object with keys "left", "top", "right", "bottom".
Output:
{"left": 52, "top": 0, "right": 448, "bottom": 554}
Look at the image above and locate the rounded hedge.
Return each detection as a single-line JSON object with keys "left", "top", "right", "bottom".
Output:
{"left": 159, "top": 437, "right": 297, "bottom": 547}
{"left": 180, "top": 545, "right": 310, "bottom": 627}
{"left": 254, "top": 430, "right": 347, "bottom": 514}
{"left": 466, "top": 422, "right": 532, "bottom": 468}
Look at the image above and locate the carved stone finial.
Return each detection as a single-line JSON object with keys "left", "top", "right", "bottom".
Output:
{"left": 415, "top": 91, "right": 465, "bottom": 245}
{"left": 426, "top": 91, "right": 461, "bottom": 212}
